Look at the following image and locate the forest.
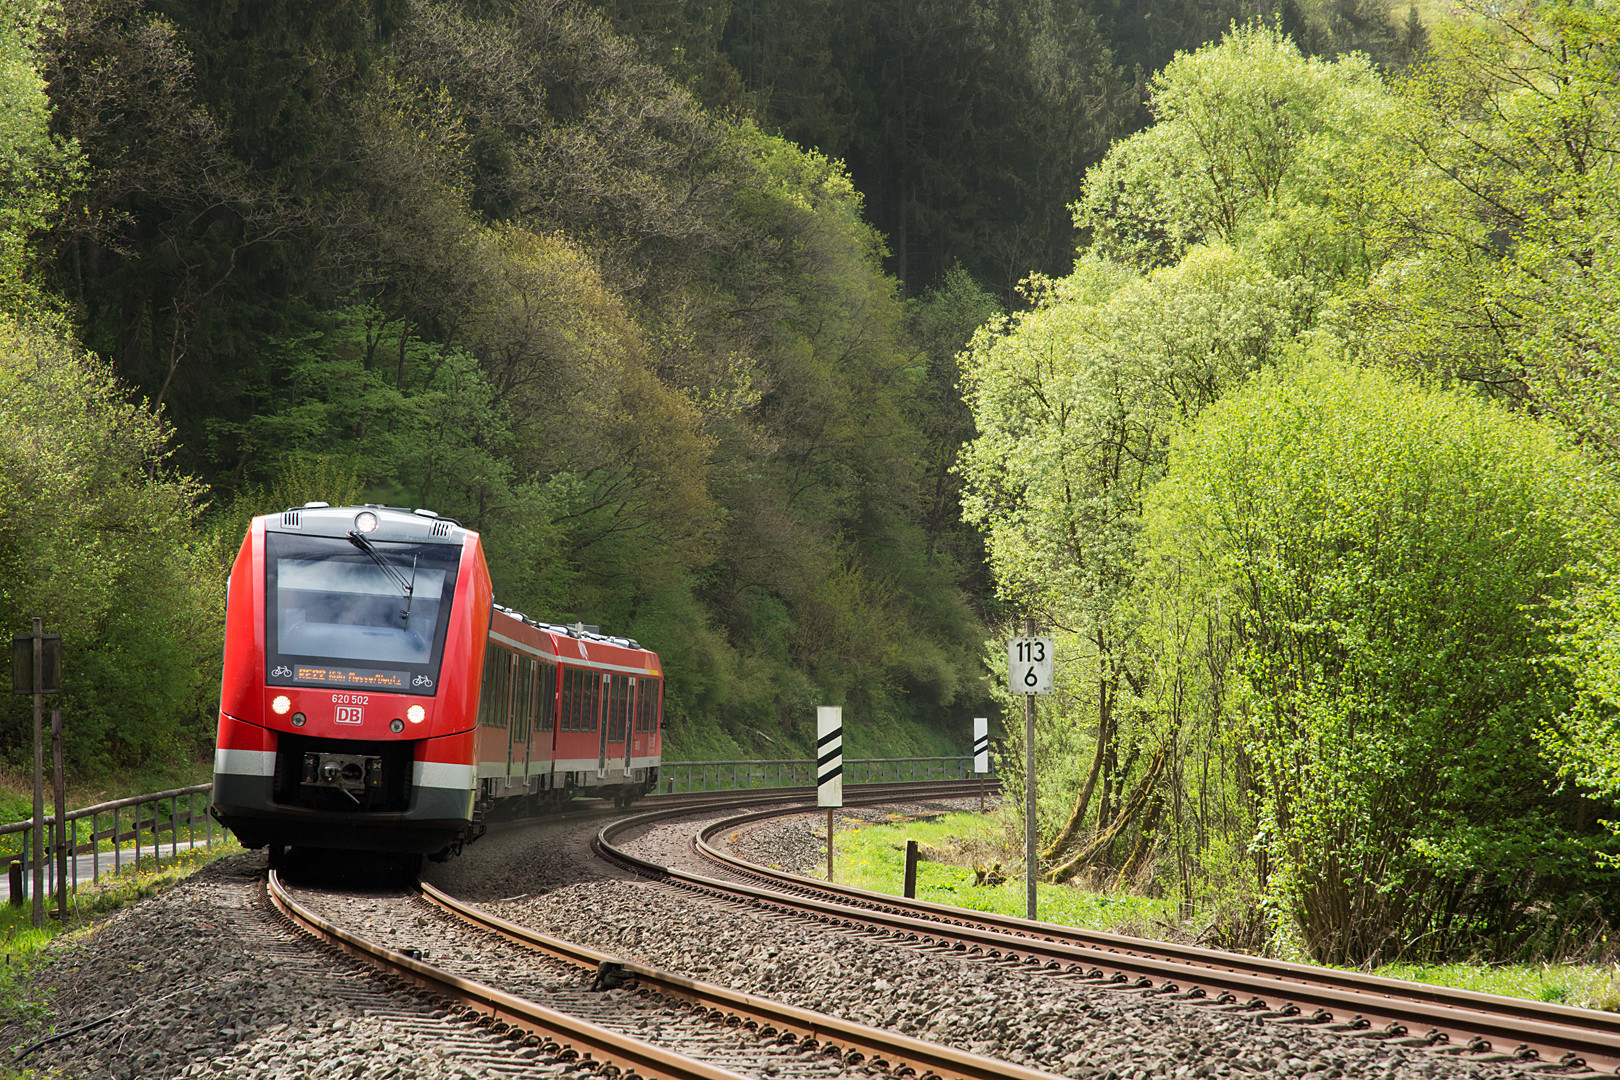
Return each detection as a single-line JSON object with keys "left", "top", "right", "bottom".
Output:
{"left": 3, "top": 0, "right": 1618, "bottom": 964}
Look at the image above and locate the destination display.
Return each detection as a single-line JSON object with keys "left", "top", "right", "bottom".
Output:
{"left": 289, "top": 664, "right": 408, "bottom": 690}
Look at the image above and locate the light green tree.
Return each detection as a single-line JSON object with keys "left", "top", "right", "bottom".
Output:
{"left": 1347, "top": 0, "right": 1620, "bottom": 457}
{"left": 1075, "top": 20, "right": 1395, "bottom": 298}
{"left": 1138, "top": 357, "right": 1619, "bottom": 963}
{"left": 960, "top": 244, "right": 1297, "bottom": 878}
{"left": 0, "top": 316, "right": 217, "bottom": 771}
{"left": 0, "top": 0, "right": 79, "bottom": 316}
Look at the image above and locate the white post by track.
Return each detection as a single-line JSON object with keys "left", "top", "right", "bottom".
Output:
{"left": 973, "top": 716, "right": 988, "bottom": 811}
{"left": 817, "top": 706, "right": 843, "bottom": 881}
{"left": 1009, "top": 620, "right": 1054, "bottom": 921}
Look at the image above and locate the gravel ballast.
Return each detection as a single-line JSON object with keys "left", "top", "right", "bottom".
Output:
{"left": 1, "top": 798, "right": 1570, "bottom": 1080}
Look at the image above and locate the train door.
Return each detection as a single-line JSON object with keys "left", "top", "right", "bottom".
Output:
{"left": 623, "top": 677, "right": 636, "bottom": 776}
{"left": 596, "top": 672, "right": 610, "bottom": 778}
{"left": 605, "top": 674, "right": 630, "bottom": 778}
{"left": 512, "top": 656, "right": 534, "bottom": 783}
{"left": 503, "top": 652, "right": 518, "bottom": 779}
{"left": 536, "top": 660, "right": 556, "bottom": 788}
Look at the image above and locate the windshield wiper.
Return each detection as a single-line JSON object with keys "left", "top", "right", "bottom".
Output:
{"left": 347, "top": 531, "right": 417, "bottom": 623}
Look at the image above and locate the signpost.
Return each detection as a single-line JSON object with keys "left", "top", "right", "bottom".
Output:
{"left": 1008, "top": 620, "right": 1053, "bottom": 921}
{"left": 12, "top": 620, "right": 62, "bottom": 928}
{"left": 817, "top": 706, "right": 843, "bottom": 882}
{"left": 973, "top": 716, "right": 988, "bottom": 811}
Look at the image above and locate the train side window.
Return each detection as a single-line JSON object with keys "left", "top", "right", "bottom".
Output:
{"left": 620, "top": 674, "right": 631, "bottom": 739}
{"left": 481, "top": 646, "right": 513, "bottom": 728}
{"left": 538, "top": 660, "right": 556, "bottom": 733}
{"left": 584, "top": 672, "right": 601, "bottom": 732}
{"left": 496, "top": 649, "right": 511, "bottom": 729}
{"left": 563, "top": 666, "right": 579, "bottom": 732}
{"left": 577, "top": 666, "right": 588, "bottom": 732}
{"left": 478, "top": 647, "right": 497, "bottom": 727}
{"left": 636, "top": 679, "right": 653, "bottom": 733}
{"left": 558, "top": 667, "right": 571, "bottom": 732}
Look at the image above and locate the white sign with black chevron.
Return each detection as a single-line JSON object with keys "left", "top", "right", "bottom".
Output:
{"left": 973, "top": 716, "right": 989, "bottom": 774}
{"left": 817, "top": 706, "right": 843, "bottom": 808}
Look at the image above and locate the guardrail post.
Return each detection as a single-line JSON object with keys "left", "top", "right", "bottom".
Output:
{"left": 113, "top": 806, "right": 120, "bottom": 874}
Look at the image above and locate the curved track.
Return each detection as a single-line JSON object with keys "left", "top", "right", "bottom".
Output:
{"left": 267, "top": 779, "right": 1073, "bottom": 1080}
{"left": 595, "top": 797, "right": 1620, "bottom": 1076}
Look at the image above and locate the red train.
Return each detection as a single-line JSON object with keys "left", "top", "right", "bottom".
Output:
{"left": 211, "top": 503, "right": 663, "bottom": 861}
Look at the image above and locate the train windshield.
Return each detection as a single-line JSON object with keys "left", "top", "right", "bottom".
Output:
{"left": 265, "top": 532, "right": 462, "bottom": 695}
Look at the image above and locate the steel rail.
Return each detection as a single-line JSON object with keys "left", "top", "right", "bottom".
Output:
{"left": 265, "top": 868, "right": 748, "bottom": 1080}
{"left": 595, "top": 798, "right": 1620, "bottom": 1075}
{"left": 693, "top": 806, "right": 1620, "bottom": 1044}
{"left": 419, "top": 880, "right": 1065, "bottom": 1080}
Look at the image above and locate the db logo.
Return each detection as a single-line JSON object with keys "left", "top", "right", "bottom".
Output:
{"left": 335, "top": 706, "right": 364, "bottom": 725}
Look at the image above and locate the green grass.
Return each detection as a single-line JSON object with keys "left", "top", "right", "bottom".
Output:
{"left": 830, "top": 811, "right": 1620, "bottom": 1014}
{"left": 1372, "top": 960, "right": 1620, "bottom": 1013}
{"left": 832, "top": 811, "right": 1178, "bottom": 934}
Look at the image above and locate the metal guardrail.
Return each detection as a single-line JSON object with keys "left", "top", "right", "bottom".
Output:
{"left": 1, "top": 784, "right": 220, "bottom": 902}
{"left": 659, "top": 756, "right": 987, "bottom": 793}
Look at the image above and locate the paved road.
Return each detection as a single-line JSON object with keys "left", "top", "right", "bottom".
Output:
{"left": 2, "top": 836, "right": 228, "bottom": 903}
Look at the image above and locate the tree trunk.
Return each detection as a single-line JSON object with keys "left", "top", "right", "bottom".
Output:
{"left": 1040, "top": 640, "right": 1114, "bottom": 862}
{"left": 1115, "top": 790, "right": 1165, "bottom": 889}
{"left": 1045, "top": 741, "right": 1167, "bottom": 885}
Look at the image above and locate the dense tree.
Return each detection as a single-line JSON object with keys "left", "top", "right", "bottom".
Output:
{"left": 1138, "top": 358, "right": 1619, "bottom": 963}
{"left": 1345, "top": 0, "right": 1620, "bottom": 459}
{"left": 0, "top": 317, "right": 218, "bottom": 773}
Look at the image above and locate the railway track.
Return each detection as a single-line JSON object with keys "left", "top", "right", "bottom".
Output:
{"left": 265, "top": 778, "right": 1063, "bottom": 1080}
{"left": 595, "top": 796, "right": 1620, "bottom": 1077}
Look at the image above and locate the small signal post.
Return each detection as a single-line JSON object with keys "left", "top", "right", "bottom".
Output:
{"left": 11, "top": 619, "right": 62, "bottom": 928}
{"left": 973, "top": 716, "right": 988, "bottom": 810}
{"left": 817, "top": 706, "right": 843, "bottom": 882}
{"left": 1008, "top": 619, "right": 1054, "bottom": 920}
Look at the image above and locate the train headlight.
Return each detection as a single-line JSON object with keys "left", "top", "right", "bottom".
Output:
{"left": 390, "top": 718, "right": 405, "bottom": 733}
{"left": 354, "top": 510, "right": 379, "bottom": 534}
{"left": 291, "top": 712, "right": 306, "bottom": 727}
{"left": 407, "top": 704, "right": 426, "bottom": 724}
{"left": 272, "top": 695, "right": 291, "bottom": 715}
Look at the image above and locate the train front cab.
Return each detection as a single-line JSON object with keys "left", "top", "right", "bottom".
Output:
{"left": 211, "top": 508, "right": 490, "bottom": 856}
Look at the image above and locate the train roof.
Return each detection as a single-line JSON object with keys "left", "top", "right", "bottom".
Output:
{"left": 490, "top": 605, "right": 659, "bottom": 673}
{"left": 267, "top": 503, "right": 470, "bottom": 545}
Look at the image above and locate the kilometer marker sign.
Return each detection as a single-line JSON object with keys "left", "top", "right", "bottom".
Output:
{"left": 1007, "top": 636, "right": 1055, "bottom": 695}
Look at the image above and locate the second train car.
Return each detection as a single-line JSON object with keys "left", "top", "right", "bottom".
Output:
{"left": 211, "top": 503, "right": 663, "bottom": 860}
